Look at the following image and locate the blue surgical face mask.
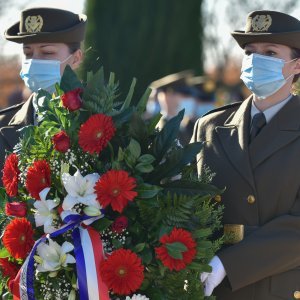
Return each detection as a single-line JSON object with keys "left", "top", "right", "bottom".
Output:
{"left": 240, "top": 53, "right": 296, "bottom": 99}
{"left": 20, "top": 55, "right": 72, "bottom": 93}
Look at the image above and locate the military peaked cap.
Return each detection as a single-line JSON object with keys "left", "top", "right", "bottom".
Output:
{"left": 232, "top": 10, "right": 300, "bottom": 49}
{"left": 4, "top": 7, "right": 87, "bottom": 43}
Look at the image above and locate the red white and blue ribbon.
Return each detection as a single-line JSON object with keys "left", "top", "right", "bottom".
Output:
{"left": 73, "top": 226, "right": 109, "bottom": 300}
{"left": 12, "top": 216, "right": 109, "bottom": 300}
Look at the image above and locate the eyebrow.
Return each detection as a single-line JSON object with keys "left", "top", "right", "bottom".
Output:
{"left": 23, "top": 44, "right": 56, "bottom": 49}
{"left": 245, "top": 43, "right": 280, "bottom": 49}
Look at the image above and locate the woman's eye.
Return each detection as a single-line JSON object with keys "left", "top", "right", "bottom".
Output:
{"left": 24, "top": 53, "right": 33, "bottom": 59}
{"left": 266, "top": 51, "right": 276, "bottom": 56}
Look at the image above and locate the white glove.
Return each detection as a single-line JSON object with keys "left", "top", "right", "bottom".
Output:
{"left": 200, "top": 256, "right": 226, "bottom": 296}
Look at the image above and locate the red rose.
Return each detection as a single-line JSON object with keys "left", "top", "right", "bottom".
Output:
{"left": 5, "top": 202, "right": 27, "bottom": 217}
{"left": 61, "top": 88, "right": 83, "bottom": 111}
{"left": 52, "top": 131, "right": 70, "bottom": 152}
{"left": 111, "top": 216, "right": 128, "bottom": 233}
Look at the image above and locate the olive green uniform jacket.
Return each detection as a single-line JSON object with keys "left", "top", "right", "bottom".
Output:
{"left": 0, "top": 96, "right": 34, "bottom": 180}
{"left": 191, "top": 95, "right": 300, "bottom": 300}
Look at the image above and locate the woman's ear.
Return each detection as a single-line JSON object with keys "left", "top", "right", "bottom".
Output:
{"left": 70, "top": 49, "right": 83, "bottom": 70}
{"left": 294, "top": 58, "right": 300, "bottom": 75}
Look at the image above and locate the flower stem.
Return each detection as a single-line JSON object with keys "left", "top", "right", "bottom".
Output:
{"left": 107, "top": 142, "right": 114, "bottom": 161}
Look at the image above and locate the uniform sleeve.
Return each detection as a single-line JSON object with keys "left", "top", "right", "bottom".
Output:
{"left": 218, "top": 208, "right": 300, "bottom": 291}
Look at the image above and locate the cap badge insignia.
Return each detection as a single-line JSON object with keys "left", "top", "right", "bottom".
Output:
{"left": 25, "top": 15, "right": 43, "bottom": 33}
{"left": 251, "top": 15, "right": 272, "bottom": 32}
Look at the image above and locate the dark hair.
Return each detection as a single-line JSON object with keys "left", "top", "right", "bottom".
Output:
{"left": 291, "top": 47, "right": 300, "bottom": 83}
{"left": 66, "top": 42, "right": 81, "bottom": 54}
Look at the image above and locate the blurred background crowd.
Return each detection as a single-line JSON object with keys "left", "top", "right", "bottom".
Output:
{"left": 0, "top": 0, "right": 299, "bottom": 145}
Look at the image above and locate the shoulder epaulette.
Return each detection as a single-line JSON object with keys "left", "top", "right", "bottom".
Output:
{"left": 202, "top": 101, "right": 242, "bottom": 117}
{"left": 0, "top": 102, "right": 24, "bottom": 115}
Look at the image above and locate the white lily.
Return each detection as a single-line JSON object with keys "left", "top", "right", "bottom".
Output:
{"left": 34, "top": 188, "right": 60, "bottom": 233}
{"left": 35, "top": 238, "right": 75, "bottom": 274}
{"left": 62, "top": 169, "right": 101, "bottom": 215}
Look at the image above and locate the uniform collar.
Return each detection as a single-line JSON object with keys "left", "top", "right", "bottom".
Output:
{"left": 251, "top": 94, "right": 293, "bottom": 123}
{"left": 8, "top": 94, "right": 34, "bottom": 126}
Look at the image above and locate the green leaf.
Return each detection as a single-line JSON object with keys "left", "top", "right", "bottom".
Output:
{"left": 138, "top": 154, "right": 155, "bottom": 164}
{"left": 188, "top": 262, "right": 212, "bottom": 272}
{"left": 150, "top": 110, "right": 184, "bottom": 163}
{"left": 193, "top": 228, "right": 213, "bottom": 239}
{"left": 0, "top": 188, "right": 8, "bottom": 203}
{"left": 117, "top": 147, "right": 124, "bottom": 161}
{"left": 86, "top": 67, "right": 104, "bottom": 90}
{"left": 135, "top": 163, "right": 154, "bottom": 173}
{"left": 113, "top": 107, "right": 134, "bottom": 127}
{"left": 147, "top": 142, "right": 203, "bottom": 184}
{"left": 140, "top": 247, "right": 153, "bottom": 264}
{"left": 133, "top": 243, "right": 145, "bottom": 253}
{"left": 128, "top": 112, "right": 148, "bottom": 149}
{"left": 120, "top": 78, "right": 136, "bottom": 111}
{"left": 128, "top": 139, "right": 141, "bottom": 159}
{"left": 147, "top": 113, "right": 162, "bottom": 135}
{"left": 108, "top": 72, "right": 115, "bottom": 85}
{"left": 159, "top": 225, "right": 173, "bottom": 239}
{"left": 187, "top": 262, "right": 212, "bottom": 273}
{"left": 0, "top": 248, "right": 10, "bottom": 258}
{"left": 165, "top": 242, "right": 188, "bottom": 259}
{"left": 60, "top": 65, "right": 83, "bottom": 92}
{"left": 124, "top": 149, "right": 136, "bottom": 168}
{"left": 136, "top": 183, "right": 162, "bottom": 198}
{"left": 162, "top": 179, "right": 223, "bottom": 197}
{"left": 136, "top": 87, "right": 151, "bottom": 113}
{"left": 91, "top": 218, "right": 113, "bottom": 232}
{"left": 197, "top": 241, "right": 213, "bottom": 248}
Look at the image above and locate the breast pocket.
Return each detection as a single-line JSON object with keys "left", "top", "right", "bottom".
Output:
{"left": 270, "top": 268, "right": 300, "bottom": 299}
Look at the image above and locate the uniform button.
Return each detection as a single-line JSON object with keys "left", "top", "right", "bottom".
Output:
{"left": 214, "top": 195, "right": 222, "bottom": 202}
{"left": 294, "top": 291, "right": 300, "bottom": 299}
{"left": 247, "top": 195, "right": 255, "bottom": 204}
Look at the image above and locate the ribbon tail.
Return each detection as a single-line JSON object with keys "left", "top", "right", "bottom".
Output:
{"left": 12, "top": 269, "right": 21, "bottom": 300}
{"left": 73, "top": 226, "right": 109, "bottom": 300}
{"left": 87, "top": 227, "right": 109, "bottom": 300}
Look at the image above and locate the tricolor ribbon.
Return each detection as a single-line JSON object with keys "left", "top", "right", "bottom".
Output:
{"left": 12, "top": 216, "right": 109, "bottom": 300}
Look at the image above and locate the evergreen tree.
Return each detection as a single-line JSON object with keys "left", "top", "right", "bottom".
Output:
{"left": 82, "top": 0, "right": 203, "bottom": 99}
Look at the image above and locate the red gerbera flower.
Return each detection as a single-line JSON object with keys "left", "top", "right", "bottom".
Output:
{"left": 155, "top": 227, "right": 197, "bottom": 271}
{"left": 3, "top": 218, "right": 34, "bottom": 260}
{"left": 78, "top": 114, "right": 116, "bottom": 154}
{"left": 2, "top": 153, "right": 20, "bottom": 197}
{"left": 25, "top": 160, "right": 51, "bottom": 200}
{"left": 0, "top": 258, "right": 19, "bottom": 279}
{"left": 95, "top": 170, "right": 137, "bottom": 213}
{"left": 100, "top": 248, "right": 144, "bottom": 295}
